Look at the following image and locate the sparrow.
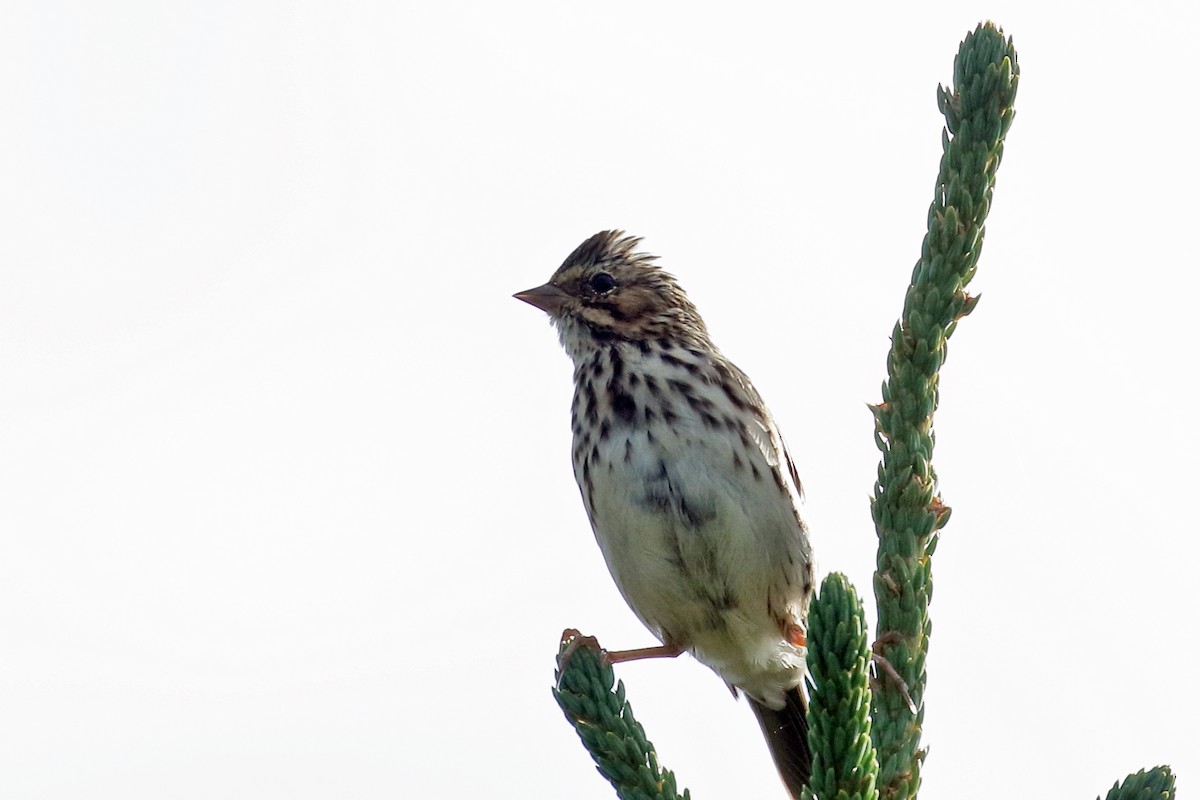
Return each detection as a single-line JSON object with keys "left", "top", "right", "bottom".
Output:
{"left": 517, "top": 230, "right": 815, "bottom": 797}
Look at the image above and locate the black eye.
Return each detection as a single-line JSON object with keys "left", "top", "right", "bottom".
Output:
{"left": 589, "top": 272, "right": 617, "bottom": 294}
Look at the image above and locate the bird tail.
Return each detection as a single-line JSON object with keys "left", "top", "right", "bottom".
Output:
{"left": 748, "top": 686, "right": 811, "bottom": 799}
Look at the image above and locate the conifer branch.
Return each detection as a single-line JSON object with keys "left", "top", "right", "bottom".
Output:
{"left": 1100, "top": 767, "right": 1176, "bottom": 800}
{"left": 868, "top": 22, "right": 1018, "bottom": 800}
{"left": 803, "top": 573, "right": 878, "bottom": 800}
{"left": 553, "top": 635, "right": 692, "bottom": 800}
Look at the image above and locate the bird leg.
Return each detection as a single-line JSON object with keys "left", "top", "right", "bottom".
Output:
{"left": 605, "top": 642, "right": 685, "bottom": 664}
{"left": 558, "top": 628, "right": 684, "bottom": 673}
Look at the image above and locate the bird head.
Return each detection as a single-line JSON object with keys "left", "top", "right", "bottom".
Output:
{"left": 515, "top": 230, "right": 710, "bottom": 361}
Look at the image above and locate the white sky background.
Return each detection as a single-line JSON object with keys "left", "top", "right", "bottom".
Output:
{"left": 2, "top": 1, "right": 1196, "bottom": 798}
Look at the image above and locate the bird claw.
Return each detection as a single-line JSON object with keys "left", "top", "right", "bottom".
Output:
{"left": 555, "top": 628, "right": 608, "bottom": 690}
{"left": 559, "top": 628, "right": 605, "bottom": 664}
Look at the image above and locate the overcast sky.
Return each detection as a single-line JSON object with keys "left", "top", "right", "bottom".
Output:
{"left": 2, "top": 2, "right": 1196, "bottom": 798}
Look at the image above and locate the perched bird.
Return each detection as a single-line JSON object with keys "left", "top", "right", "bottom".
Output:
{"left": 516, "top": 230, "right": 815, "bottom": 798}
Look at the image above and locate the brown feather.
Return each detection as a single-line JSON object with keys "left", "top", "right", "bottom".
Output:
{"left": 748, "top": 687, "right": 812, "bottom": 799}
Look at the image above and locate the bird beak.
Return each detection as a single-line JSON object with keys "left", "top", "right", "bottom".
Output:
{"left": 514, "top": 282, "right": 569, "bottom": 315}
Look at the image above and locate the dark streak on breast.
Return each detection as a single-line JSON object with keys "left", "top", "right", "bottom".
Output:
{"left": 580, "top": 458, "right": 594, "bottom": 511}
{"left": 608, "top": 346, "right": 623, "bottom": 381}
{"left": 667, "top": 378, "right": 691, "bottom": 396}
{"left": 583, "top": 382, "right": 598, "bottom": 424}
{"left": 611, "top": 391, "right": 637, "bottom": 424}
{"left": 639, "top": 458, "right": 717, "bottom": 531}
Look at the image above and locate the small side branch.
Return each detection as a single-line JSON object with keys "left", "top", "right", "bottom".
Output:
{"left": 803, "top": 573, "right": 879, "bottom": 800}
{"left": 553, "top": 632, "right": 692, "bottom": 800}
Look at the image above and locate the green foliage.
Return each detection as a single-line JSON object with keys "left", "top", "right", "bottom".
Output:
{"left": 1100, "top": 767, "right": 1176, "bottom": 800}
{"left": 550, "top": 21, "right": 1176, "bottom": 800}
{"left": 867, "top": 21, "right": 1018, "bottom": 800}
{"left": 802, "top": 574, "right": 878, "bottom": 800}
{"left": 553, "top": 636, "right": 691, "bottom": 800}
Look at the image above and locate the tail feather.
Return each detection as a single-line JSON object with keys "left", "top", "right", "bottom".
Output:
{"left": 748, "top": 687, "right": 811, "bottom": 799}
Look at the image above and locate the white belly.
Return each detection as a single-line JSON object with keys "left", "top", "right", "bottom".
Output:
{"left": 577, "top": 419, "right": 811, "bottom": 706}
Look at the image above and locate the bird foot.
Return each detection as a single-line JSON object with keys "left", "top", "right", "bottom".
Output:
{"left": 558, "top": 628, "right": 602, "bottom": 667}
